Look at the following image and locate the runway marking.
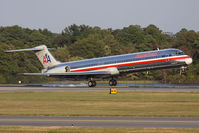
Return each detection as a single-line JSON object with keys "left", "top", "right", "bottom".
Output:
{"left": 1, "top": 119, "right": 199, "bottom": 123}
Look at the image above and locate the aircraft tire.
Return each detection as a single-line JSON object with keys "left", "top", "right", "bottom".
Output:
{"left": 92, "top": 81, "right": 96, "bottom": 87}
{"left": 113, "top": 79, "right": 117, "bottom": 86}
{"left": 109, "top": 79, "right": 117, "bottom": 86}
{"left": 88, "top": 80, "right": 96, "bottom": 87}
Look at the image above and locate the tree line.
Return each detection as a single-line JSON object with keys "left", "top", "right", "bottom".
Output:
{"left": 0, "top": 24, "right": 199, "bottom": 83}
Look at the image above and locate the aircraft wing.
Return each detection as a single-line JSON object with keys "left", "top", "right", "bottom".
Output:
{"left": 22, "top": 71, "right": 111, "bottom": 76}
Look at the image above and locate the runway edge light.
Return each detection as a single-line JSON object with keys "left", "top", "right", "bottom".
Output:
{"left": 110, "top": 88, "right": 117, "bottom": 94}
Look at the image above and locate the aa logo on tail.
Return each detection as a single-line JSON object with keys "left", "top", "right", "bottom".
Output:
{"left": 43, "top": 53, "right": 51, "bottom": 64}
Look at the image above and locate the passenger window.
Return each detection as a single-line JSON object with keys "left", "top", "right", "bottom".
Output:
{"left": 172, "top": 52, "right": 176, "bottom": 56}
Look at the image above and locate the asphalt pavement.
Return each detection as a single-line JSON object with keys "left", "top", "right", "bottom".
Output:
{"left": 0, "top": 86, "right": 199, "bottom": 92}
{"left": 0, "top": 116, "right": 199, "bottom": 128}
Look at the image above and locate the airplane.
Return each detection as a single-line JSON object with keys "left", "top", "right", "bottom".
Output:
{"left": 6, "top": 45, "right": 192, "bottom": 87}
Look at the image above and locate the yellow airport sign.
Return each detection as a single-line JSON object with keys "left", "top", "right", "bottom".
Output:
{"left": 110, "top": 88, "right": 117, "bottom": 94}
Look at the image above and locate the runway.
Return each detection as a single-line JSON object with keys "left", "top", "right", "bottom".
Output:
{"left": 0, "top": 116, "right": 199, "bottom": 128}
{"left": 0, "top": 86, "right": 199, "bottom": 92}
{"left": 0, "top": 86, "right": 199, "bottom": 128}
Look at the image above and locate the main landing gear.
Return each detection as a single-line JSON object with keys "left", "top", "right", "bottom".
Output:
{"left": 88, "top": 78, "right": 117, "bottom": 87}
{"left": 88, "top": 80, "right": 96, "bottom": 87}
{"left": 109, "top": 79, "right": 117, "bottom": 86}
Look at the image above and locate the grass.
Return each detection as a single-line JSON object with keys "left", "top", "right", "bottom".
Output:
{"left": 0, "top": 91, "right": 199, "bottom": 117}
{"left": 0, "top": 126, "right": 199, "bottom": 133}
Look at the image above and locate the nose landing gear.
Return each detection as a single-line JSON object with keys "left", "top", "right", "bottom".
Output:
{"left": 180, "top": 66, "right": 187, "bottom": 75}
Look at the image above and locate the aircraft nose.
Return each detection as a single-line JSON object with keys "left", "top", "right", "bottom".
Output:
{"left": 185, "top": 57, "right": 193, "bottom": 65}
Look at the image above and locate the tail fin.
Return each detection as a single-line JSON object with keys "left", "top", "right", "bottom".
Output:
{"left": 6, "top": 45, "right": 60, "bottom": 69}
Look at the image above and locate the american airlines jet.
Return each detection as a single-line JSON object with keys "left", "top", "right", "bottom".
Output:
{"left": 6, "top": 45, "right": 192, "bottom": 87}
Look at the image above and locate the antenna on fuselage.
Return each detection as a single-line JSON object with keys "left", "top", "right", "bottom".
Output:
{"left": 154, "top": 46, "right": 160, "bottom": 51}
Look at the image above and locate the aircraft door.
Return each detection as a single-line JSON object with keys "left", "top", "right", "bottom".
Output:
{"left": 65, "top": 66, "right": 70, "bottom": 72}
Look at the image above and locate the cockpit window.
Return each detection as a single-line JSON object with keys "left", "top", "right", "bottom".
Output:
{"left": 178, "top": 51, "right": 184, "bottom": 55}
{"left": 173, "top": 51, "right": 185, "bottom": 56}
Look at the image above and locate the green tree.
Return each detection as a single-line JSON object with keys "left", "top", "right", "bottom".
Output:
{"left": 69, "top": 30, "right": 120, "bottom": 58}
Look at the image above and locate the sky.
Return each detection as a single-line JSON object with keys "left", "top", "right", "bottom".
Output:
{"left": 1, "top": 0, "right": 199, "bottom": 33}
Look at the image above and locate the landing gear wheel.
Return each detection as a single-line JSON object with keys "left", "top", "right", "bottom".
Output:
{"left": 109, "top": 79, "right": 117, "bottom": 86}
{"left": 88, "top": 80, "right": 96, "bottom": 87}
{"left": 92, "top": 81, "right": 96, "bottom": 87}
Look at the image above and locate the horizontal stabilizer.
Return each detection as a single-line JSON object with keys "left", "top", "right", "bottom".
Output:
{"left": 5, "top": 45, "right": 60, "bottom": 69}
{"left": 5, "top": 47, "right": 44, "bottom": 52}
